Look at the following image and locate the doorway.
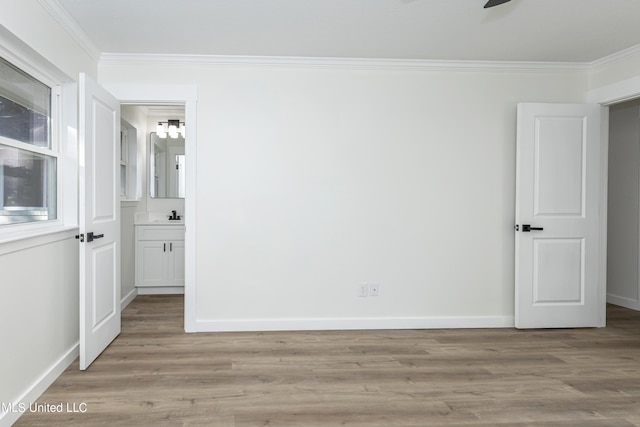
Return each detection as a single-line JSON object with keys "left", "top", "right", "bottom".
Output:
{"left": 104, "top": 83, "right": 198, "bottom": 332}
{"left": 119, "top": 104, "right": 187, "bottom": 307}
{"left": 606, "top": 98, "right": 640, "bottom": 311}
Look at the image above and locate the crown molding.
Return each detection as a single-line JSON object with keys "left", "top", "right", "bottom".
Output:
{"left": 34, "top": 0, "right": 639, "bottom": 74}
{"left": 38, "top": 0, "right": 101, "bottom": 62}
{"left": 590, "top": 43, "right": 640, "bottom": 71}
{"left": 99, "top": 53, "right": 590, "bottom": 73}
{"left": 0, "top": 24, "right": 71, "bottom": 84}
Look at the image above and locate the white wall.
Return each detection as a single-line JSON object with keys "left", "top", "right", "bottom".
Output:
{"left": 607, "top": 100, "right": 640, "bottom": 309}
{"left": 100, "top": 60, "right": 588, "bottom": 329}
{"left": 120, "top": 105, "right": 148, "bottom": 305}
{"left": 0, "top": 237, "right": 79, "bottom": 405}
{"left": 121, "top": 202, "right": 138, "bottom": 304}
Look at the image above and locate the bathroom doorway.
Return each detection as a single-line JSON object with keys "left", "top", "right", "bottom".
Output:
{"left": 105, "top": 83, "right": 198, "bottom": 332}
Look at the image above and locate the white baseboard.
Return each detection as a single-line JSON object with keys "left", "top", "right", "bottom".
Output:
{"left": 607, "top": 293, "right": 640, "bottom": 311}
{"left": 194, "top": 315, "right": 515, "bottom": 332}
{"left": 137, "top": 286, "right": 184, "bottom": 295}
{"left": 121, "top": 288, "right": 138, "bottom": 310}
{"left": 0, "top": 343, "right": 78, "bottom": 426}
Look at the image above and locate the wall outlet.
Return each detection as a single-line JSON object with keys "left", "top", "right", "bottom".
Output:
{"left": 369, "top": 283, "right": 379, "bottom": 296}
{"left": 358, "top": 283, "right": 368, "bottom": 297}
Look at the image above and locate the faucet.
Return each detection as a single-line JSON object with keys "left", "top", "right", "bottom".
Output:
{"left": 169, "top": 210, "right": 181, "bottom": 220}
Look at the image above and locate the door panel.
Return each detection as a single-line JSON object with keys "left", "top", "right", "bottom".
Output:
{"left": 533, "top": 238, "right": 584, "bottom": 304}
{"left": 515, "top": 103, "right": 602, "bottom": 329}
{"left": 79, "top": 73, "right": 121, "bottom": 370}
{"left": 535, "top": 116, "right": 586, "bottom": 216}
{"left": 171, "top": 241, "right": 186, "bottom": 284}
{"left": 92, "top": 243, "right": 117, "bottom": 326}
{"left": 138, "top": 241, "right": 165, "bottom": 285}
{"left": 93, "top": 99, "right": 117, "bottom": 219}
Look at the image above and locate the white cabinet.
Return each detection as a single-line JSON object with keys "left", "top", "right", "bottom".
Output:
{"left": 135, "top": 225, "right": 185, "bottom": 289}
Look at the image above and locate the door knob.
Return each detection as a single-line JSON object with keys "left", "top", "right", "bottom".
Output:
{"left": 86, "top": 232, "right": 105, "bottom": 242}
{"left": 522, "top": 224, "right": 543, "bottom": 232}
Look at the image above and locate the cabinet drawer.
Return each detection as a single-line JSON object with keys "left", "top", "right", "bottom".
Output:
{"left": 137, "top": 226, "right": 185, "bottom": 241}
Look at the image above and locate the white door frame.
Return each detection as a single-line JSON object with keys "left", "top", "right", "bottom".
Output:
{"left": 103, "top": 83, "right": 198, "bottom": 332}
{"left": 587, "top": 76, "right": 640, "bottom": 325}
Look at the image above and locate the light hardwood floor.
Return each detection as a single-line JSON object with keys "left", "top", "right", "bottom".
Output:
{"left": 14, "top": 295, "right": 640, "bottom": 426}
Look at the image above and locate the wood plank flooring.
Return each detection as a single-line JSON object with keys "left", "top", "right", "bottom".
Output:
{"left": 14, "top": 296, "right": 640, "bottom": 426}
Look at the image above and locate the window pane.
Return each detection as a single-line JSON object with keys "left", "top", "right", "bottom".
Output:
{"left": 0, "top": 57, "right": 51, "bottom": 148}
{"left": 120, "top": 164, "right": 126, "bottom": 196}
{"left": 0, "top": 144, "right": 56, "bottom": 225}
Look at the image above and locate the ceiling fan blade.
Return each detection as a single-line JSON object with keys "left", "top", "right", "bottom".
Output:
{"left": 484, "top": 0, "right": 512, "bottom": 8}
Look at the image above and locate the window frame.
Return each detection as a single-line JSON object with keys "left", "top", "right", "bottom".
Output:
{"left": 0, "top": 47, "right": 70, "bottom": 240}
{"left": 119, "top": 118, "right": 139, "bottom": 201}
{"left": 120, "top": 125, "right": 128, "bottom": 198}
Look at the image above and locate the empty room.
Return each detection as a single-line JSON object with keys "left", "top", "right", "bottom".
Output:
{"left": 2, "top": 0, "right": 640, "bottom": 425}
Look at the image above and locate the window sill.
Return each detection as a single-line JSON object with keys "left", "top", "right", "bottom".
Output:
{"left": 0, "top": 225, "right": 79, "bottom": 256}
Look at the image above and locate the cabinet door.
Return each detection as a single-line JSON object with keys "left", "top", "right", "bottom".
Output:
{"left": 168, "top": 240, "right": 185, "bottom": 285}
{"left": 136, "top": 240, "right": 167, "bottom": 286}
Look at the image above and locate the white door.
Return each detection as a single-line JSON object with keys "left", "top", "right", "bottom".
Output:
{"left": 515, "top": 103, "right": 603, "bottom": 328}
{"left": 78, "top": 73, "right": 121, "bottom": 369}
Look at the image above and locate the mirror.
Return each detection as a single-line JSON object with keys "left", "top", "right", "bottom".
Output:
{"left": 149, "top": 132, "right": 185, "bottom": 198}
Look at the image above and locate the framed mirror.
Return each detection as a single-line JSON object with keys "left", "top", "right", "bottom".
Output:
{"left": 149, "top": 132, "right": 185, "bottom": 198}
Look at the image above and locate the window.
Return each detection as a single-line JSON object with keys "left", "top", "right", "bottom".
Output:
{"left": 120, "top": 126, "right": 128, "bottom": 197}
{"left": 0, "top": 56, "right": 57, "bottom": 226}
{"left": 120, "top": 118, "right": 139, "bottom": 200}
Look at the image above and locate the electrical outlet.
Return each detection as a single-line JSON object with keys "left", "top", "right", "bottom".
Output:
{"left": 358, "top": 283, "right": 368, "bottom": 297}
{"left": 369, "top": 284, "right": 379, "bottom": 296}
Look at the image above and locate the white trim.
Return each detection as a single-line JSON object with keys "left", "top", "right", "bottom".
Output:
{"left": 37, "top": 0, "right": 101, "bottom": 62}
{"left": 103, "top": 84, "right": 197, "bottom": 104}
{"left": 0, "top": 226, "right": 77, "bottom": 255}
{"left": 121, "top": 287, "right": 138, "bottom": 309}
{"left": 194, "top": 316, "right": 515, "bottom": 333}
{"left": 0, "top": 136, "right": 60, "bottom": 158}
{"left": 607, "top": 294, "right": 640, "bottom": 311}
{"left": 589, "top": 43, "right": 640, "bottom": 71}
{"left": 102, "top": 83, "right": 198, "bottom": 333}
{"left": 587, "top": 76, "right": 640, "bottom": 105}
{"left": 99, "top": 53, "right": 589, "bottom": 73}
{"left": 0, "top": 343, "right": 78, "bottom": 426}
{"left": 588, "top": 77, "right": 640, "bottom": 325}
{"left": 598, "top": 106, "right": 610, "bottom": 327}
{"left": 137, "top": 286, "right": 184, "bottom": 295}
{"left": 0, "top": 26, "right": 71, "bottom": 85}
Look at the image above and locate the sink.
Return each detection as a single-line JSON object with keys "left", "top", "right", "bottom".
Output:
{"left": 134, "top": 212, "right": 184, "bottom": 225}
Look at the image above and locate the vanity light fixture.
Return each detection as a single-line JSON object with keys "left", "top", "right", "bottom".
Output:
{"left": 156, "top": 119, "right": 185, "bottom": 139}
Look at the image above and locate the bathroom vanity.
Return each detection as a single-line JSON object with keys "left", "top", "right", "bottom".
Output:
{"left": 134, "top": 213, "right": 185, "bottom": 294}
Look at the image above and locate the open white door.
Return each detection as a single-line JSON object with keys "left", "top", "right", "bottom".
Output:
{"left": 78, "top": 73, "right": 121, "bottom": 369}
{"left": 515, "top": 103, "right": 603, "bottom": 328}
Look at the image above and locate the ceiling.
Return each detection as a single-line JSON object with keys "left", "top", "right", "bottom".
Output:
{"left": 55, "top": 0, "right": 640, "bottom": 63}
